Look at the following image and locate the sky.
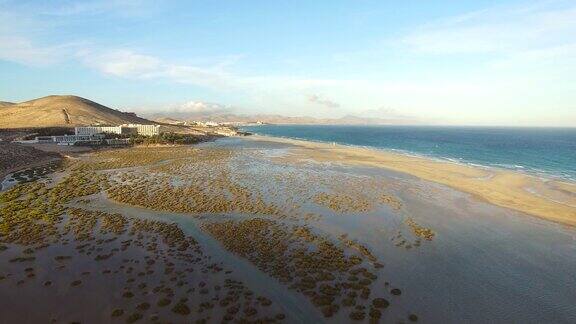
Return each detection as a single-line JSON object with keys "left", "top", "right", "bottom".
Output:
{"left": 0, "top": 0, "right": 575, "bottom": 126}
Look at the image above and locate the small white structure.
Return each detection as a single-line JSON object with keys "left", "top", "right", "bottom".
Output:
{"left": 31, "top": 134, "right": 106, "bottom": 146}
{"left": 105, "top": 138, "right": 131, "bottom": 146}
{"left": 191, "top": 121, "right": 220, "bottom": 127}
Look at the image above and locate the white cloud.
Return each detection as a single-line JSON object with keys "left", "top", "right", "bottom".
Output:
{"left": 139, "top": 100, "right": 235, "bottom": 119}
{"left": 5, "top": 41, "right": 570, "bottom": 124}
{"left": 80, "top": 49, "right": 241, "bottom": 89}
{"left": 489, "top": 43, "right": 576, "bottom": 70}
{"left": 81, "top": 50, "right": 162, "bottom": 78}
{"left": 306, "top": 94, "right": 340, "bottom": 109}
{"left": 0, "top": 36, "right": 61, "bottom": 66}
{"left": 0, "top": 10, "right": 58, "bottom": 66}
{"left": 175, "top": 101, "right": 232, "bottom": 114}
{"left": 403, "top": 1, "right": 576, "bottom": 56}
{"left": 0, "top": 1, "right": 155, "bottom": 67}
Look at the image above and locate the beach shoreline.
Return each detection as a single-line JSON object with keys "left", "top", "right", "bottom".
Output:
{"left": 246, "top": 134, "right": 576, "bottom": 226}
{"left": 2, "top": 136, "right": 575, "bottom": 323}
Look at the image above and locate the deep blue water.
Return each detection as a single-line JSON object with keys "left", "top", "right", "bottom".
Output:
{"left": 241, "top": 125, "right": 576, "bottom": 181}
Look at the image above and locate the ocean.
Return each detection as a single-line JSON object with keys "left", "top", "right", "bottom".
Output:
{"left": 241, "top": 125, "right": 576, "bottom": 181}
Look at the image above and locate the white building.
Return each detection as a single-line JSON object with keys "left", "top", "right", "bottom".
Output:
{"left": 124, "top": 124, "right": 162, "bottom": 136}
{"left": 74, "top": 124, "right": 162, "bottom": 136}
{"left": 74, "top": 126, "right": 124, "bottom": 135}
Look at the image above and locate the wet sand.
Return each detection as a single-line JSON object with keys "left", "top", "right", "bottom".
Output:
{"left": 1, "top": 137, "right": 575, "bottom": 323}
{"left": 1, "top": 142, "right": 418, "bottom": 323}
{"left": 248, "top": 135, "right": 576, "bottom": 226}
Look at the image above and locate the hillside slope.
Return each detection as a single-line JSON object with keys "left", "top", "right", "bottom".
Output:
{"left": 0, "top": 95, "right": 153, "bottom": 128}
{"left": 0, "top": 101, "right": 15, "bottom": 107}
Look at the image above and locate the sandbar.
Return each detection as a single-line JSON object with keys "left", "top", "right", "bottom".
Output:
{"left": 248, "top": 135, "right": 576, "bottom": 226}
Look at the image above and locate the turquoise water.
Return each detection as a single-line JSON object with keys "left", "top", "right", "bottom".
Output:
{"left": 241, "top": 125, "right": 576, "bottom": 181}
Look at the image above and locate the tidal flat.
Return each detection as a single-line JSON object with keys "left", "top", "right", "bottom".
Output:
{"left": 1, "top": 137, "right": 575, "bottom": 323}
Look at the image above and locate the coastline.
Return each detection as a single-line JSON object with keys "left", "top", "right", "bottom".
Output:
{"left": 247, "top": 135, "right": 576, "bottom": 226}
{"left": 2, "top": 135, "right": 576, "bottom": 323}
{"left": 242, "top": 125, "right": 576, "bottom": 182}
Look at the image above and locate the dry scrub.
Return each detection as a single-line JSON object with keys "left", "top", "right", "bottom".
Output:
{"left": 204, "top": 218, "right": 407, "bottom": 320}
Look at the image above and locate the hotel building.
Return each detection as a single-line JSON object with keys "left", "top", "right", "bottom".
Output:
{"left": 74, "top": 124, "right": 162, "bottom": 136}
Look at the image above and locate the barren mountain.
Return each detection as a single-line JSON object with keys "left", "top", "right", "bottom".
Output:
{"left": 150, "top": 112, "right": 421, "bottom": 125}
{"left": 0, "top": 95, "right": 153, "bottom": 128}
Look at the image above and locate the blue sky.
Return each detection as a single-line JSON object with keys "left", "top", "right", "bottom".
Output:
{"left": 1, "top": 0, "right": 575, "bottom": 126}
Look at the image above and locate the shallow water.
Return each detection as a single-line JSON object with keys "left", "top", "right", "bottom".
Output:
{"left": 6, "top": 137, "right": 573, "bottom": 323}
{"left": 216, "top": 137, "right": 576, "bottom": 323}
{"left": 80, "top": 192, "right": 325, "bottom": 323}
{"left": 242, "top": 125, "right": 576, "bottom": 182}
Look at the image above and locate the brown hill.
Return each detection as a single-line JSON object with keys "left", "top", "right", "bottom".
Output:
{"left": 0, "top": 101, "right": 15, "bottom": 107}
{"left": 0, "top": 95, "right": 153, "bottom": 128}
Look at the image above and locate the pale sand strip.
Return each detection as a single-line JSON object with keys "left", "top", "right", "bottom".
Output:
{"left": 248, "top": 135, "right": 576, "bottom": 226}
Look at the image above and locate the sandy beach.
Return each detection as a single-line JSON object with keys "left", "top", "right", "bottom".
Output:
{"left": 4, "top": 1, "right": 575, "bottom": 322}
{"left": 1, "top": 137, "right": 575, "bottom": 323}
{"left": 249, "top": 135, "right": 576, "bottom": 227}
